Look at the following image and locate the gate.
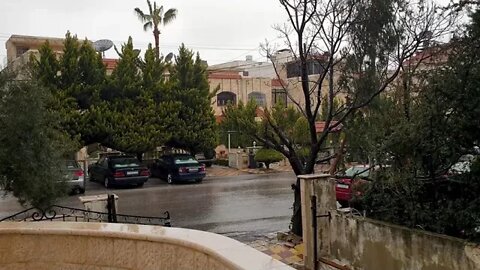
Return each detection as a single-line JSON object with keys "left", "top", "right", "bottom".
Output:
{"left": 0, "top": 205, "right": 171, "bottom": 227}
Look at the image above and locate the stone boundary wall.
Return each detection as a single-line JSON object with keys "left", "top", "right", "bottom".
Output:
{"left": 0, "top": 222, "right": 293, "bottom": 270}
{"left": 299, "top": 174, "right": 480, "bottom": 270}
{"left": 329, "top": 213, "right": 480, "bottom": 270}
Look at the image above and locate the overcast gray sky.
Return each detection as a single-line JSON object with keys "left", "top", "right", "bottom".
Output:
{"left": 0, "top": 0, "right": 289, "bottom": 65}
{"left": 0, "top": 0, "right": 452, "bottom": 65}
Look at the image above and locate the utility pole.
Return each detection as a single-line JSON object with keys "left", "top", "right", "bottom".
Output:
{"left": 227, "top": 130, "right": 238, "bottom": 153}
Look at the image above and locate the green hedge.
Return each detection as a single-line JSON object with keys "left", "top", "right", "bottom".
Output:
{"left": 213, "top": 159, "right": 229, "bottom": 167}
{"left": 255, "top": 149, "right": 284, "bottom": 169}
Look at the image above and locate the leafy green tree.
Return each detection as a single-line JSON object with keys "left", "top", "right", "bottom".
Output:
{"left": 357, "top": 7, "right": 480, "bottom": 241}
{"left": 32, "top": 41, "right": 59, "bottom": 88}
{"left": 31, "top": 34, "right": 184, "bottom": 161}
{"left": 141, "top": 44, "right": 167, "bottom": 92}
{"left": 255, "top": 149, "right": 284, "bottom": 169}
{"left": 59, "top": 32, "right": 80, "bottom": 89}
{"left": 32, "top": 32, "right": 107, "bottom": 147}
{"left": 134, "top": 0, "right": 177, "bottom": 59}
{"left": 319, "top": 95, "right": 342, "bottom": 121}
{"left": 106, "top": 37, "right": 142, "bottom": 100}
{"left": 227, "top": 0, "right": 454, "bottom": 235}
{"left": 100, "top": 38, "right": 164, "bottom": 159}
{"left": 166, "top": 44, "right": 217, "bottom": 155}
{"left": 0, "top": 72, "right": 75, "bottom": 208}
{"left": 76, "top": 39, "right": 106, "bottom": 109}
{"left": 218, "top": 101, "right": 255, "bottom": 148}
{"left": 94, "top": 38, "right": 182, "bottom": 160}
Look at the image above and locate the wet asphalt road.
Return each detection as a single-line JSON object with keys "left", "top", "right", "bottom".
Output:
{"left": 0, "top": 172, "right": 296, "bottom": 242}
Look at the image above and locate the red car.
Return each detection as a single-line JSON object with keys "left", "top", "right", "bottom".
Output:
{"left": 335, "top": 165, "right": 371, "bottom": 207}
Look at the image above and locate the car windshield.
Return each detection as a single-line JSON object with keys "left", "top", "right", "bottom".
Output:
{"left": 344, "top": 166, "right": 370, "bottom": 177}
{"left": 111, "top": 158, "right": 140, "bottom": 168}
{"left": 174, "top": 155, "right": 198, "bottom": 165}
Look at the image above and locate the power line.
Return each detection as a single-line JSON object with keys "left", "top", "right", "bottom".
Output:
{"left": 0, "top": 34, "right": 283, "bottom": 67}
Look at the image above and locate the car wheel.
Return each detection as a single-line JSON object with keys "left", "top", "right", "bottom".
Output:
{"left": 167, "top": 173, "right": 173, "bottom": 184}
{"left": 137, "top": 182, "right": 144, "bottom": 188}
{"left": 104, "top": 177, "right": 110, "bottom": 188}
{"left": 338, "top": 200, "right": 348, "bottom": 208}
{"left": 196, "top": 178, "right": 203, "bottom": 183}
{"left": 78, "top": 188, "right": 85, "bottom": 194}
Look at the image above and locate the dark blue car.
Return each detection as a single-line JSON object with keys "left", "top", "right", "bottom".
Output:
{"left": 150, "top": 154, "right": 206, "bottom": 184}
{"left": 88, "top": 155, "right": 149, "bottom": 188}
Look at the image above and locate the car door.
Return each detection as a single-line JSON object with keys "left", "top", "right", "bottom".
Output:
{"left": 90, "top": 157, "right": 104, "bottom": 181}
{"left": 157, "top": 156, "right": 171, "bottom": 179}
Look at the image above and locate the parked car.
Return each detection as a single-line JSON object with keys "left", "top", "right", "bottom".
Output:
{"left": 88, "top": 155, "right": 149, "bottom": 188}
{"left": 64, "top": 160, "right": 85, "bottom": 194}
{"left": 335, "top": 165, "right": 372, "bottom": 207}
{"left": 150, "top": 154, "right": 206, "bottom": 184}
{"left": 449, "top": 154, "right": 475, "bottom": 175}
{"left": 195, "top": 152, "right": 215, "bottom": 167}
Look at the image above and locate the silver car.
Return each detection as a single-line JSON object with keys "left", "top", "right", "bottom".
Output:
{"left": 64, "top": 160, "right": 85, "bottom": 194}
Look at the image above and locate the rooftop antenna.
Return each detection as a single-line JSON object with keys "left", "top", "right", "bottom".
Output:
{"left": 93, "top": 39, "right": 114, "bottom": 58}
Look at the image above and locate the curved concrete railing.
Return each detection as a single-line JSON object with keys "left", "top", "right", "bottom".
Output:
{"left": 0, "top": 222, "right": 293, "bottom": 270}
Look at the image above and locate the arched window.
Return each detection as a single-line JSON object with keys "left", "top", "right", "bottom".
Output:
{"left": 248, "top": 92, "right": 266, "bottom": 107}
{"left": 217, "top": 91, "right": 236, "bottom": 106}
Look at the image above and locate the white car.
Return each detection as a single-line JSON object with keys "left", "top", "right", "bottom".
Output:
{"left": 449, "top": 155, "right": 475, "bottom": 175}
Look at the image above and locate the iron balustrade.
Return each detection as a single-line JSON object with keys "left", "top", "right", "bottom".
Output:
{"left": 0, "top": 204, "right": 171, "bottom": 227}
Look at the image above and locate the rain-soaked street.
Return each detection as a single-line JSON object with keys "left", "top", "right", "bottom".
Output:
{"left": 0, "top": 171, "right": 296, "bottom": 242}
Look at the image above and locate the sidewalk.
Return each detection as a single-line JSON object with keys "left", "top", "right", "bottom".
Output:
{"left": 241, "top": 163, "right": 294, "bottom": 174}
{"left": 206, "top": 163, "right": 294, "bottom": 177}
{"left": 207, "top": 163, "right": 330, "bottom": 177}
{"left": 206, "top": 165, "right": 249, "bottom": 177}
{"left": 247, "top": 232, "right": 304, "bottom": 269}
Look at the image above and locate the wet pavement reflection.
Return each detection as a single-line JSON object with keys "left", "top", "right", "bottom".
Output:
{"left": 0, "top": 172, "right": 296, "bottom": 242}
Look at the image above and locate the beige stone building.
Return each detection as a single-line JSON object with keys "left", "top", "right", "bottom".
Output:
{"left": 5, "top": 34, "right": 117, "bottom": 75}
{"left": 5, "top": 35, "right": 65, "bottom": 75}
{"left": 208, "top": 56, "right": 277, "bottom": 118}
{"left": 208, "top": 51, "right": 343, "bottom": 121}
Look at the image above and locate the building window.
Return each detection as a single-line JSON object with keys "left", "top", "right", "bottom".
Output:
{"left": 16, "top": 47, "right": 29, "bottom": 58}
{"left": 286, "top": 62, "right": 301, "bottom": 78}
{"left": 286, "top": 60, "right": 324, "bottom": 78}
{"left": 307, "top": 61, "right": 322, "bottom": 75}
{"left": 248, "top": 92, "right": 266, "bottom": 107}
{"left": 272, "top": 89, "right": 287, "bottom": 107}
{"left": 217, "top": 91, "right": 236, "bottom": 106}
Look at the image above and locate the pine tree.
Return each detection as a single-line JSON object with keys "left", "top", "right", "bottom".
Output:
{"left": 32, "top": 41, "right": 59, "bottom": 88}
{"left": 59, "top": 32, "right": 80, "bottom": 89}
{"left": 167, "top": 44, "right": 217, "bottom": 154}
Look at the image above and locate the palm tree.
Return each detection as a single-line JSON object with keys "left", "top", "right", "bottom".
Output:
{"left": 134, "top": 0, "right": 177, "bottom": 60}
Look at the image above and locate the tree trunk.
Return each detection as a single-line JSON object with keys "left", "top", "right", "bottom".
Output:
{"left": 289, "top": 156, "right": 307, "bottom": 236}
{"left": 329, "top": 137, "right": 346, "bottom": 175}
{"left": 153, "top": 28, "right": 160, "bottom": 60}
{"left": 291, "top": 177, "right": 302, "bottom": 236}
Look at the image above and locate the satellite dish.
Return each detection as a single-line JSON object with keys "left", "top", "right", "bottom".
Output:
{"left": 93, "top": 39, "right": 114, "bottom": 57}
{"left": 165, "top": 52, "right": 174, "bottom": 62}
